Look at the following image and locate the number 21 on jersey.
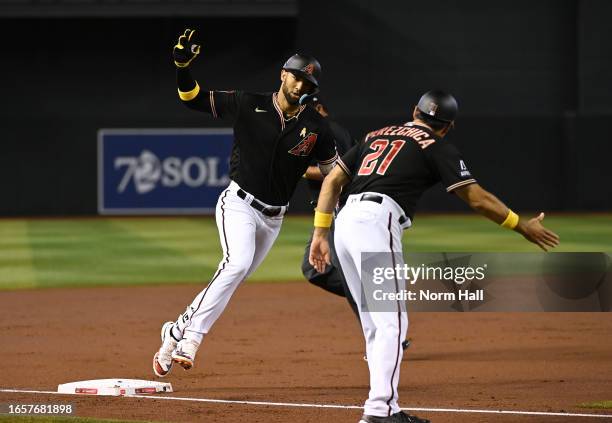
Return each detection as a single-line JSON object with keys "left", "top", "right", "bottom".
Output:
{"left": 358, "top": 139, "right": 406, "bottom": 176}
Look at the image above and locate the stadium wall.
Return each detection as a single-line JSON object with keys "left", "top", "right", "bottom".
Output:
{"left": 1, "top": 1, "right": 610, "bottom": 215}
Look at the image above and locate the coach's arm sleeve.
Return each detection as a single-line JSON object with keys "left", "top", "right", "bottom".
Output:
{"left": 308, "top": 137, "right": 360, "bottom": 181}
{"left": 336, "top": 143, "right": 360, "bottom": 177}
{"left": 315, "top": 165, "right": 350, "bottom": 215}
{"left": 425, "top": 142, "right": 476, "bottom": 193}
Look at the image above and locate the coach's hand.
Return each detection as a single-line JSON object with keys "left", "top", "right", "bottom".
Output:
{"left": 309, "top": 229, "right": 331, "bottom": 273}
{"left": 173, "top": 29, "right": 201, "bottom": 68}
{"left": 518, "top": 212, "right": 560, "bottom": 251}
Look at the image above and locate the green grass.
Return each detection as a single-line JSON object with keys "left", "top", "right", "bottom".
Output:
{"left": 578, "top": 400, "right": 612, "bottom": 409}
{"left": 0, "top": 416, "right": 156, "bottom": 423}
{"left": 0, "top": 214, "right": 610, "bottom": 290}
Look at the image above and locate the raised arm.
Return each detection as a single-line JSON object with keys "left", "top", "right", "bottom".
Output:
{"left": 454, "top": 183, "right": 560, "bottom": 251}
{"left": 173, "top": 29, "right": 210, "bottom": 112}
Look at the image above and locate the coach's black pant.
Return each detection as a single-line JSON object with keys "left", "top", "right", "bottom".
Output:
{"left": 301, "top": 224, "right": 360, "bottom": 324}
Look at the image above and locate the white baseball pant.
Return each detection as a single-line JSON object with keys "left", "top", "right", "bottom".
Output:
{"left": 334, "top": 192, "right": 411, "bottom": 417}
{"left": 173, "top": 180, "right": 285, "bottom": 344}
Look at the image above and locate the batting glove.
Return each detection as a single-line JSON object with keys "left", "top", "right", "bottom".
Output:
{"left": 173, "top": 29, "right": 201, "bottom": 68}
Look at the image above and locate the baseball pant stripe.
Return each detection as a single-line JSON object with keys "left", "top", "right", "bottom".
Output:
{"left": 184, "top": 189, "right": 231, "bottom": 332}
{"left": 385, "top": 212, "right": 402, "bottom": 416}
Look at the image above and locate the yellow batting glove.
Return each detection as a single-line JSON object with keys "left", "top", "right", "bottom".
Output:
{"left": 173, "top": 29, "right": 201, "bottom": 68}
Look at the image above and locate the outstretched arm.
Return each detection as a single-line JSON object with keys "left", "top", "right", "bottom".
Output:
{"left": 454, "top": 183, "right": 560, "bottom": 251}
{"left": 172, "top": 29, "right": 210, "bottom": 112}
{"left": 309, "top": 166, "right": 350, "bottom": 272}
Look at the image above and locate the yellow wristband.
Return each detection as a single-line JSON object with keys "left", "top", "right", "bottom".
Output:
{"left": 501, "top": 210, "right": 519, "bottom": 229}
{"left": 178, "top": 81, "right": 200, "bottom": 101}
{"left": 314, "top": 210, "right": 333, "bottom": 228}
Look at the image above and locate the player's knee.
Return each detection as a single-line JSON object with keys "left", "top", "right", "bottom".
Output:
{"left": 378, "top": 322, "right": 402, "bottom": 339}
{"left": 363, "top": 327, "right": 376, "bottom": 341}
{"left": 223, "top": 256, "right": 253, "bottom": 281}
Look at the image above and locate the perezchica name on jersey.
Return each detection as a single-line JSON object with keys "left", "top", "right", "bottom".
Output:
{"left": 365, "top": 125, "right": 431, "bottom": 141}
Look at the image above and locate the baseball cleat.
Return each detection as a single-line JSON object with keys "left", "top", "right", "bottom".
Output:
{"left": 359, "top": 411, "right": 430, "bottom": 423}
{"left": 153, "top": 321, "right": 178, "bottom": 378}
{"left": 402, "top": 338, "right": 412, "bottom": 350}
{"left": 172, "top": 338, "right": 200, "bottom": 370}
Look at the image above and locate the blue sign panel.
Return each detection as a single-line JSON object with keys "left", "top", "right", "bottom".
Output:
{"left": 98, "top": 129, "right": 233, "bottom": 214}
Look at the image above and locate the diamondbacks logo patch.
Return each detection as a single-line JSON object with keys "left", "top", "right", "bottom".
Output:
{"left": 289, "top": 132, "right": 318, "bottom": 156}
{"left": 302, "top": 64, "right": 315, "bottom": 75}
{"left": 427, "top": 102, "right": 438, "bottom": 116}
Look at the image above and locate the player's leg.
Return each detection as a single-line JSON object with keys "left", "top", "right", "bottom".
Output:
{"left": 153, "top": 187, "right": 257, "bottom": 374}
{"left": 364, "top": 221, "right": 407, "bottom": 416}
{"left": 179, "top": 190, "right": 257, "bottom": 340}
{"left": 335, "top": 201, "right": 408, "bottom": 417}
{"left": 334, "top": 232, "right": 374, "bottom": 329}
{"left": 333, "top": 207, "right": 377, "bottom": 358}
{"left": 364, "top": 276, "right": 407, "bottom": 416}
{"left": 328, "top": 226, "right": 361, "bottom": 321}
{"left": 243, "top": 212, "right": 283, "bottom": 279}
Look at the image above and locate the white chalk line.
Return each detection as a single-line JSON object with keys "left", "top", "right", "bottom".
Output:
{"left": 1, "top": 388, "right": 611, "bottom": 419}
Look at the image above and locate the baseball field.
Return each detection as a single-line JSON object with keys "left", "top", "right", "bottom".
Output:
{"left": 1, "top": 214, "right": 611, "bottom": 422}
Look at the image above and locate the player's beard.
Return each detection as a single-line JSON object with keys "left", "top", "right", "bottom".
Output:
{"left": 281, "top": 81, "right": 300, "bottom": 106}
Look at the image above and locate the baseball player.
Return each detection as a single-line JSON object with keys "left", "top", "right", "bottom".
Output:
{"left": 309, "top": 90, "right": 560, "bottom": 423}
{"left": 153, "top": 29, "right": 337, "bottom": 377}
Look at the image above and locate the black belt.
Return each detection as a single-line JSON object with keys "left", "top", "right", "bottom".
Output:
{"left": 237, "top": 189, "right": 283, "bottom": 217}
{"left": 360, "top": 194, "right": 408, "bottom": 225}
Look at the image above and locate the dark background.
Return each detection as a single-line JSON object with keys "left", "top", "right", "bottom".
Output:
{"left": 1, "top": 0, "right": 610, "bottom": 215}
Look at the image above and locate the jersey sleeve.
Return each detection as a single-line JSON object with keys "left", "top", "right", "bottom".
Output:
{"left": 313, "top": 124, "right": 338, "bottom": 175}
{"left": 208, "top": 90, "right": 242, "bottom": 120}
{"left": 337, "top": 143, "right": 361, "bottom": 177}
{"left": 425, "top": 142, "right": 477, "bottom": 192}
{"left": 176, "top": 68, "right": 242, "bottom": 120}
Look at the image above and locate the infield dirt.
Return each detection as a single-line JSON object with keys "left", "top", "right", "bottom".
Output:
{"left": 0, "top": 283, "right": 611, "bottom": 422}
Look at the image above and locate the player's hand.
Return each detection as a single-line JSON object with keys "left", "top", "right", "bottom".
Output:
{"left": 309, "top": 229, "right": 331, "bottom": 273}
{"left": 518, "top": 212, "right": 560, "bottom": 251}
{"left": 173, "top": 29, "right": 201, "bottom": 68}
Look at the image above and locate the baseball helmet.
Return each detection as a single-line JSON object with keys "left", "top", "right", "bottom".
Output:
{"left": 416, "top": 90, "right": 458, "bottom": 122}
{"left": 282, "top": 53, "right": 321, "bottom": 87}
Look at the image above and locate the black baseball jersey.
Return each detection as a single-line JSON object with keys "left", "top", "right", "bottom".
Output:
{"left": 307, "top": 119, "right": 356, "bottom": 203}
{"left": 338, "top": 122, "right": 476, "bottom": 219}
{"left": 179, "top": 78, "right": 337, "bottom": 205}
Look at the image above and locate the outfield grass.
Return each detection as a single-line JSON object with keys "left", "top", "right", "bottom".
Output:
{"left": 578, "top": 400, "right": 612, "bottom": 409}
{"left": 0, "top": 214, "right": 610, "bottom": 290}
